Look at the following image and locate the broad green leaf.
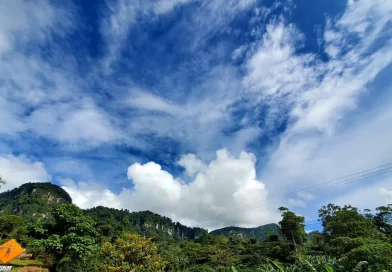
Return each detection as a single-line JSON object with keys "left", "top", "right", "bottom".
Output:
{"left": 325, "top": 266, "right": 334, "bottom": 272}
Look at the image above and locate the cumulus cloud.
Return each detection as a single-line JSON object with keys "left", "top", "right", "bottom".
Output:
{"left": 178, "top": 154, "right": 207, "bottom": 177}
{"left": 60, "top": 179, "right": 121, "bottom": 209}
{"left": 63, "top": 149, "right": 280, "bottom": 230}
{"left": 380, "top": 188, "right": 392, "bottom": 204}
{"left": 0, "top": 155, "right": 51, "bottom": 193}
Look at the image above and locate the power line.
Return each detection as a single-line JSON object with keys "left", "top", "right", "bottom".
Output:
{"left": 198, "top": 167, "right": 392, "bottom": 222}
{"left": 193, "top": 162, "right": 392, "bottom": 223}
{"left": 195, "top": 163, "right": 392, "bottom": 222}
{"left": 195, "top": 167, "right": 392, "bottom": 223}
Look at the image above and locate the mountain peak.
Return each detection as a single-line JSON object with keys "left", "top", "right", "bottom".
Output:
{"left": 0, "top": 182, "right": 72, "bottom": 221}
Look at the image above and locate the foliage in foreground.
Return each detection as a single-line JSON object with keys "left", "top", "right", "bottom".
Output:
{"left": 98, "top": 233, "right": 166, "bottom": 272}
{"left": 1, "top": 195, "right": 391, "bottom": 272}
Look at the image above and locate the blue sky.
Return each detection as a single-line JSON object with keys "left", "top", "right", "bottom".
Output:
{"left": 0, "top": 0, "right": 392, "bottom": 230}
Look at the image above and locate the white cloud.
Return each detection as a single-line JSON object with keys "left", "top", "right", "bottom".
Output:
{"left": 101, "top": 0, "right": 191, "bottom": 71}
{"left": 126, "top": 149, "right": 280, "bottom": 229}
{"left": 1, "top": 0, "right": 391, "bottom": 230}
{"left": 232, "top": 45, "right": 248, "bottom": 61}
{"left": 380, "top": 188, "right": 392, "bottom": 204}
{"left": 61, "top": 0, "right": 392, "bottom": 220}
{"left": 235, "top": 0, "right": 392, "bottom": 216}
{"left": 0, "top": 0, "right": 64, "bottom": 56}
{"left": 178, "top": 154, "right": 207, "bottom": 177}
{"left": 0, "top": 149, "right": 279, "bottom": 230}
{"left": 328, "top": 176, "right": 392, "bottom": 210}
{"left": 126, "top": 90, "right": 183, "bottom": 115}
{"left": 23, "top": 99, "right": 121, "bottom": 145}
{"left": 152, "top": 0, "right": 190, "bottom": 14}
{"left": 243, "top": 0, "right": 392, "bottom": 136}
{"left": 0, "top": 0, "right": 67, "bottom": 136}
{"left": 0, "top": 155, "right": 51, "bottom": 193}
{"left": 0, "top": 1, "right": 121, "bottom": 146}
{"left": 244, "top": 23, "right": 314, "bottom": 96}
{"left": 297, "top": 191, "right": 314, "bottom": 201}
{"left": 263, "top": 94, "right": 392, "bottom": 203}
{"left": 287, "top": 192, "right": 315, "bottom": 208}
{"left": 60, "top": 179, "right": 121, "bottom": 209}
{"left": 288, "top": 198, "right": 306, "bottom": 208}
{"left": 64, "top": 149, "right": 280, "bottom": 230}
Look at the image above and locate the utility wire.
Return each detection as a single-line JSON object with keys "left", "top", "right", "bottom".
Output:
{"left": 193, "top": 162, "right": 392, "bottom": 223}
{"left": 195, "top": 168, "right": 392, "bottom": 223}
{"left": 196, "top": 162, "right": 392, "bottom": 221}
{"left": 197, "top": 168, "right": 392, "bottom": 222}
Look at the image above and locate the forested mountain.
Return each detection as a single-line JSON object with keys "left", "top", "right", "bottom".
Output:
{"left": 210, "top": 223, "right": 280, "bottom": 241}
{"left": 84, "top": 206, "right": 207, "bottom": 241}
{"left": 0, "top": 183, "right": 206, "bottom": 240}
{"left": 0, "top": 182, "right": 72, "bottom": 221}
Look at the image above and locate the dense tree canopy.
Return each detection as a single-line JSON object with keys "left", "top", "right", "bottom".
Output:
{"left": 30, "top": 204, "right": 98, "bottom": 272}
{"left": 278, "top": 207, "right": 306, "bottom": 245}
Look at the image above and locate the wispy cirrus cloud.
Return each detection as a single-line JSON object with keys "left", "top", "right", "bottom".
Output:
{"left": 100, "top": 0, "right": 192, "bottom": 72}
{"left": 236, "top": 0, "right": 392, "bottom": 211}
{"left": 0, "top": 0, "right": 121, "bottom": 146}
{"left": 126, "top": 90, "right": 184, "bottom": 115}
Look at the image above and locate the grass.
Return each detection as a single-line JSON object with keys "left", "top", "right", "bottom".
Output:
{"left": 1, "top": 259, "right": 46, "bottom": 271}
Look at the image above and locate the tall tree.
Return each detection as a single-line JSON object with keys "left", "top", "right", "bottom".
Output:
{"left": 374, "top": 204, "right": 392, "bottom": 237}
{"left": 319, "top": 204, "right": 378, "bottom": 239}
{"left": 278, "top": 207, "right": 306, "bottom": 245}
{"left": 31, "top": 204, "right": 98, "bottom": 272}
{"left": 0, "top": 176, "right": 5, "bottom": 187}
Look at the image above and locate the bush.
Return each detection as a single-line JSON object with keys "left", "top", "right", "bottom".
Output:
{"left": 98, "top": 233, "right": 167, "bottom": 272}
{"left": 340, "top": 242, "right": 392, "bottom": 271}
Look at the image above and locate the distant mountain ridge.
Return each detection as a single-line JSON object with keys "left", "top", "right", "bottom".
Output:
{"left": 210, "top": 223, "right": 281, "bottom": 241}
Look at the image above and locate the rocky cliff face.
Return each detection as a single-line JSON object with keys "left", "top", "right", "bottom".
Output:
{"left": 84, "top": 206, "right": 207, "bottom": 240}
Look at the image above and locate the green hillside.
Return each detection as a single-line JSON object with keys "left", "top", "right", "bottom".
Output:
{"left": 210, "top": 223, "right": 280, "bottom": 241}
{"left": 0, "top": 182, "right": 72, "bottom": 221}
{"left": 84, "top": 206, "right": 207, "bottom": 241}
